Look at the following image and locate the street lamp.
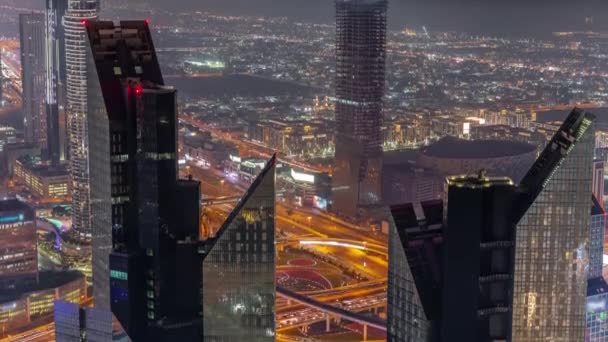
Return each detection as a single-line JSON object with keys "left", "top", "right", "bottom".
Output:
{"left": 307, "top": 216, "right": 312, "bottom": 226}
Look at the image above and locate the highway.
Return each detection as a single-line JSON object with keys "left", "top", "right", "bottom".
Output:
{"left": 186, "top": 146, "right": 388, "bottom": 340}
{"left": 180, "top": 114, "right": 330, "bottom": 174}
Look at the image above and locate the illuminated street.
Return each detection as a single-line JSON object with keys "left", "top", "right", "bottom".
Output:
{"left": 185, "top": 137, "right": 388, "bottom": 340}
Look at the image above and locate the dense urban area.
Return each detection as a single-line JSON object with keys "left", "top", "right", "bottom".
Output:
{"left": 0, "top": 0, "right": 607, "bottom": 341}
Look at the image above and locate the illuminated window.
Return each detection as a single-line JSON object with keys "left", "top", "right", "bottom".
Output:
{"left": 110, "top": 270, "right": 128, "bottom": 280}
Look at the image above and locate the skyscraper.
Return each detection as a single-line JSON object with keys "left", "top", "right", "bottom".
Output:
{"left": 586, "top": 195, "right": 608, "bottom": 341}
{"left": 19, "top": 13, "right": 47, "bottom": 149}
{"left": 86, "top": 20, "right": 202, "bottom": 340}
{"left": 389, "top": 173, "right": 518, "bottom": 341}
{"left": 45, "top": 0, "right": 68, "bottom": 165}
{"left": 512, "top": 109, "right": 595, "bottom": 340}
{"left": 332, "top": 0, "right": 387, "bottom": 218}
{"left": 64, "top": 0, "right": 99, "bottom": 239}
{"left": 388, "top": 108, "right": 596, "bottom": 341}
{"left": 200, "top": 155, "right": 276, "bottom": 341}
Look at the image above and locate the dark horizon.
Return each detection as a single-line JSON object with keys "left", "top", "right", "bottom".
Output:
{"left": 147, "top": 0, "right": 608, "bottom": 36}
{"left": 8, "top": 0, "right": 608, "bottom": 37}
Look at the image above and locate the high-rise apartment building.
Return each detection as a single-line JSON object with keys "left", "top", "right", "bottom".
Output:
{"left": 332, "top": 0, "right": 387, "bottom": 218}
{"left": 45, "top": 0, "right": 68, "bottom": 165}
{"left": 388, "top": 108, "right": 596, "bottom": 341}
{"left": 20, "top": 13, "right": 47, "bottom": 149}
{"left": 200, "top": 155, "right": 276, "bottom": 341}
{"left": 64, "top": 0, "right": 99, "bottom": 239}
{"left": 0, "top": 199, "right": 38, "bottom": 289}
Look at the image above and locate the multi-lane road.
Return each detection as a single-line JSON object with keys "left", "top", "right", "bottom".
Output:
{"left": 186, "top": 145, "right": 388, "bottom": 339}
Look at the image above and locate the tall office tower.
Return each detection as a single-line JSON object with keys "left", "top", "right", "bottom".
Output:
{"left": 586, "top": 196, "right": 608, "bottom": 341}
{"left": 86, "top": 21, "right": 202, "bottom": 340}
{"left": 511, "top": 108, "right": 595, "bottom": 340}
{"left": 200, "top": 156, "right": 276, "bottom": 341}
{"left": 0, "top": 199, "right": 38, "bottom": 289}
{"left": 332, "top": 0, "right": 387, "bottom": 218}
{"left": 389, "top": 173, "right": 517, "bottom": 341}
{"left": 19, "top": 13, "right": 47, "bottom": 148}
{"left": 45, "top": 0, "right": 68, "bottom": 165}
{"left": 442, "top": 173, "right": 517, "bottom": 340}
{"left": 388, "top": 109, "right": 595, "bottom": 341}
{"left": 593, "top": 159, "right": 604, "bottom": 202}
{"left": 64, "top": 0, "right": 99, "bottom": 239}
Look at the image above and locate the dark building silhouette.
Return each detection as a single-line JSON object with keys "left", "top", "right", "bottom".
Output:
{"left": 332, "top": 0, "right": 387, "bottom": 218}
{"left": 86, "top": 20, "right": 200, "bottom": 339}
{"left": 388, "top": 108, "right": 596, "bottom": 341}
{"left": 86, "top": 20, "right": 276, "bottom": 341}
{"left": 20, "top": 13, "right": 47, "bottom": 149}
{"left": 45, "top": 0, "right": 68, "bottom": 165}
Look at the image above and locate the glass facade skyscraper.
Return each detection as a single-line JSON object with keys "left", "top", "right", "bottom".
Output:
{"left": 332, "top": 0, "right": 387, "bottom": 218}
{"left": 512, "top": 109, "right": 595, "bottom": 341}
{"left": 200, "top": 156, "right": 276, "bottom": 341}
{"left": 86, "top": 20, "right": 199, "bottom": 340}
{"left": 586, "top": 196, "right": 608, "bottom": 342}
{"left": 19, "top": 13, "right": 47, "bottom": 149}
{"left": 388, "top": 204, "right": 435, "bottom": 341}
{"left": 86, "top": 18, "right": 274, "bottom": 342}
{"left": 389, "top": 175, "right": 517, "bottom": 341}
{"left": 64, "top": 0, "right": 99, "bottom": 239}
{"left": 45, "top": 0, "right": 68, "bottom": 165}
{"left": 388, "top": 109, "right": 596, "bottom": 342}
{"left": 86, "top": 24, "right": 111, "bottom": 311}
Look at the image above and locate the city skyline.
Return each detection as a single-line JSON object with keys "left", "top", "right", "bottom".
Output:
{"left": 0, "top": 0, "right": 608, "bottom": 341}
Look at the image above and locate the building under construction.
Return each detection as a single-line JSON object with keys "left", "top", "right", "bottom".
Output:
{"left": 332, "top": 0, "right": 387, "bottom": 218}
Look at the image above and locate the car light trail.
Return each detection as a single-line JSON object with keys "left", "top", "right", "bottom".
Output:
{"left": 299, "top": 240, "right": 366, "bottom": 250}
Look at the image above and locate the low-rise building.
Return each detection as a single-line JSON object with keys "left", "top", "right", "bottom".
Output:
{"left": 13, "top": 155, "right": 70, "bottom": 198}
{"left": 0, "top": 271, "right": 86, "bottom": 337}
